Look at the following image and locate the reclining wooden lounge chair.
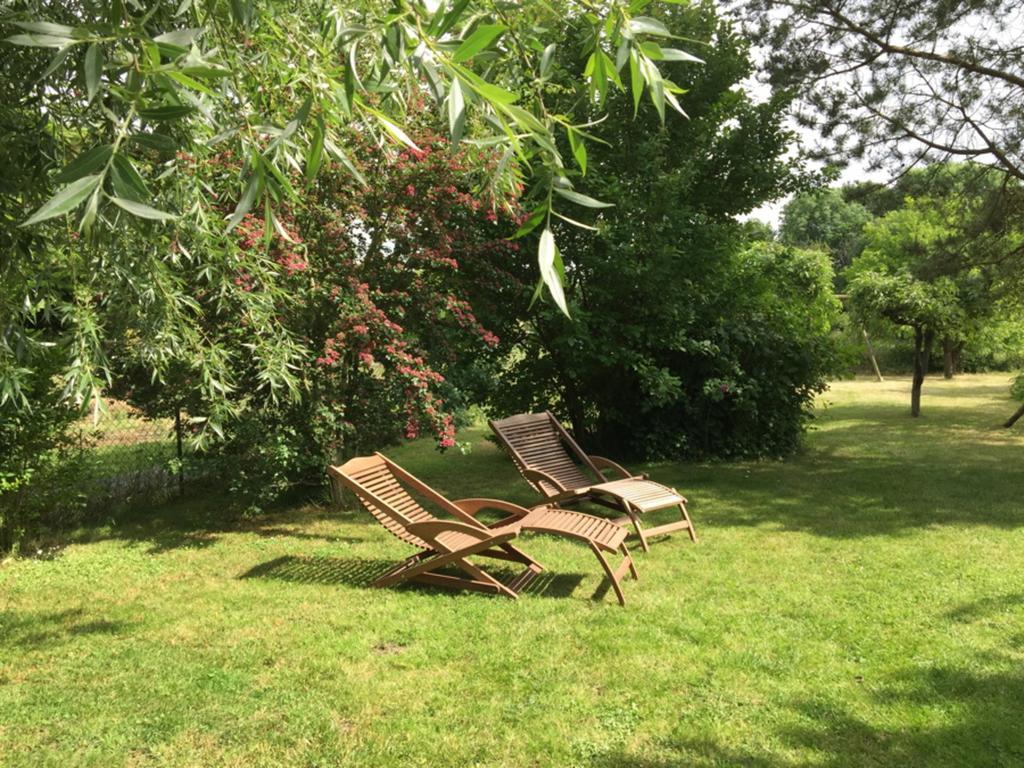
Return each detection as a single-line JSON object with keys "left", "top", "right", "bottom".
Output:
{"left": 328, "top": 453, "right": 637, "bottom": 605}
{"left": 489, "top": 412, "right": 697, "bottom": 552}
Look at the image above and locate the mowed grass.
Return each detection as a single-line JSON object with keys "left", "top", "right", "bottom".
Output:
{"left": 3, "top": 374, "right": 1024, "bottom": 767}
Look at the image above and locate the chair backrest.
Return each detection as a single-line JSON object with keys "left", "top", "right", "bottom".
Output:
{"left": 489, "top": 412, "right": 598, "bottom": 495}
{"left": 330, "top": 454, "right": 445, "bottom": 550}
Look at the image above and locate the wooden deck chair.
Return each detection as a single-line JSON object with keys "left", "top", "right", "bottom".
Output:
{"left": 489, "top": 412, "right": 697, "bottom": 552}
{"left": 328, "top": 453, "right": 637, "bottom": 605}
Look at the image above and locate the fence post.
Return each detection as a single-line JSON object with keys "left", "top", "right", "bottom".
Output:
{"left": 174, "top": 406, "right": 185, "bottom": 497}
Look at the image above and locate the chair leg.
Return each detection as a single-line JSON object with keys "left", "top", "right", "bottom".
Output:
{"left": 376, "top": 546, "right": 519, "bottom": 598}
{"left": 622, "top": 543, "right": 638, "bottom": 580}
{"left": 589, "top": 541, "right": 628, "bottom": 606}
{"left": 623, "top": 501, "right": 650, "bottom": 553}
{"left": 679, "top": 502, "right": 697, "bottom": 543}
{"left": 372, "top": 551, "right": 430, "bottom": 588}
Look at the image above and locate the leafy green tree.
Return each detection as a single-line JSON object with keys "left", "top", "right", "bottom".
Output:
{"left": 0, "top": 0, "right": 697, "bottom": 432}
{"left": 846, "top": 183, "right": 1022, "bottom": 414}
{"left": 478, "top": 2, "right": 841, "bottom": 460}
{"left": 1005, "top": 374, "right": 1024, "bottom": 429}
{"left": 740, "top": 0, "right": 1024, "bottom": 184}
{"left": 779, "top": 188, "right": 873, "bottom": 273}
{"left": 0, "top": 0, "right": 702, "bottom": 545}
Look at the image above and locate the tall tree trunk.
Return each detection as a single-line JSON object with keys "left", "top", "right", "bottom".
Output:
{"left": 942, "top": 337, "right": 955, "bottom": 379}
{"left": 911, "top": 327, "right": 934, "bottom": 417}
{"left": 1004, "top": 404, "right": 1024, "bottom": 429}
{"left": 863, "top": 328, "right": 884, "bottom": 382}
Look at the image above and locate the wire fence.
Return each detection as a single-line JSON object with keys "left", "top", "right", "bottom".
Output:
{"left": 74, "top": 400, "right": 189, "bottom": 508}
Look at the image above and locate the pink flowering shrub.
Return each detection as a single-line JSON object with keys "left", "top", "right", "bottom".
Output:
{"left": 172, "top": 117, "right": 527, "bottom": 506}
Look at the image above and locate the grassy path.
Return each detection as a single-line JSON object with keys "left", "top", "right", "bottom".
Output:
{"left": 2, "top": 374, "right": 1024, "bottom": 767}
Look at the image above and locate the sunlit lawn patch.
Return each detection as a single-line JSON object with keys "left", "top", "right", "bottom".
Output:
{"left": 2, "top": 374, "right": 1023, "bottom": 767}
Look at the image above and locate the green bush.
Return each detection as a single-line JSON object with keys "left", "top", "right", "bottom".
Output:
{"left": 474, "top": 4, "right": 843, "bottom": 460}
{"left": 0, "top": 358, "right": 88, "bottom": 553}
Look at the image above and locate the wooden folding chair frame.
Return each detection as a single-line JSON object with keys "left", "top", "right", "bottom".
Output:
{"left": 489, "top": 411, "right": 698, "bottom": 552}
{"left": 329, "top": 454, "right": 637, "bottom": 604}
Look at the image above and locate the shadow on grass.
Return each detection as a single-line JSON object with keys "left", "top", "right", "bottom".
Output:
{"left": 239, "top": 554, "right": 586, "bottom": 600}
{"left": 670, "top": 400, "right": 1024, "bottom": 539}
{"left": 603, "top": 665, "right": 1024, "bottom": 768}
{"left": 0, "top": 608, "right": 133, "bottom": 650}
{"left": 601, "top": 589, "right": 1024, "bottom": 767}
{"left": 63, "top": 485, "right": 372, "bottom": 556}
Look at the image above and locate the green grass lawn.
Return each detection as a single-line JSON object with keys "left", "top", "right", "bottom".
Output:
{"left": 3, "top": 374, "right": 1024, "bottom": 767}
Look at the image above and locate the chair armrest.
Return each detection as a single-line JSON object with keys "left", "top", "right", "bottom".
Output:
{"left": 588, "top": 455, "right": 645, "bottom": 480}
{"left": 406, "top": 520, "right": 494, "bottom": 543}
{"left": 452, "top": 498, "right": 531, "bottom": 519}
{"left": 523, "top": 468, "right": 569, "bottom": 494}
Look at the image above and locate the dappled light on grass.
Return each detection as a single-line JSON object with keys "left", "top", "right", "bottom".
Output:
{"left": 2, "top": 374, "right": 1024, "bottom": 766}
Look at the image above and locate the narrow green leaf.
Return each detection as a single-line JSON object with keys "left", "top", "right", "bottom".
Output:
{"left": 615, "top": 40, "right": 630, "bottom": 72}
{"left": 447, "top": 76, "right": 466, "bottom": 144}
{"left": 593, "top": 48, "right": 607, "bottom": 106}
{"left": 663, "top": 86, "right": 689, "bottom": 118}
{"left": 110, "top": 196, "right": 176, "bottom": 221}
{"left": 130, "top": 133, "right": 176, "bottom": 154}
{"left": 54, "top": 144, "right": 113, "bottom": 183}
{"left": 20, "top": 175, "right": 102, "bottom": 227}
{"left": 305, "top": 116, "right": 325, "bottom": 180}
{"left": 452, "top": 64, "right": 519, "bottom": 104}
{"left": 438, "top": 0, "right": 473, "bottom": 36}
{"left": 500, "top": 103, "right": 545, "bottom": 134}
{"left": 513, "top": 205, "right": 547, "bottom": 238}
{"left": 166, "top": 70, "right": 216, "bottom": 96}
{"left": 628, "top": 17, "right": 671, "bottom": 37}
{"left": 324, "top": 139, "right": 367, "bottom": 187}
{"left": 452, "top": 23, "right": 506, "bottom": 63}
{"left": 538, "top": 228, "right": 569, "bottom": 316}
{"left": 629, "top": 50, "right": 643, "bottom": 116}
{"left": 660, "top": 47, "right": 704, "bottom": 63}
{"left": 366, "top": 108, "right": 419, "bottom": 150}
{"left": 552, "top": 209, "right": 599, "bottom": 231}
{"left": 5, "top": 33, "right": 73, "bottom": 48}
{"left": 567, "top": 128, "right": 587, "bottom": 175}
{"left": 539, "top": 43, "right": 556, "bottom": 79}
{"left": 110, "top": 155, "right": 151, "bottom": 202}
{"left": 553, "top": 187, "right": 612, "bottom": 208}
{"left": 229, "top": 0, "right": 253, "bottom": 26}
{"left": 601, "top": 51, "right": 622, "bottom": 90}
{"left": 138, "top": 105, "right": 194, "bottom": 121}
{"left": 154, "top": 28, "right": 202, "bottom": 47}
{"left": 11, "top": 21, "right": 75, "bottom": 36}
{"left": 436, "top": 0, "right": 471, "bottom": 36}
{"left": 179, "top": 65, "right": 232, "bottom": 79}
{"left": 226, "top": 168, "right": 263, "bottom": 230}
{"left": 79, "top": 187, "right": 101, "bottom": 232}
{"left": 638, "top": 55, "right": 665, "bottom": 123}
{"left": 84, "top": 43, "right": 103, "bottom": 103}
{"left": 38, "top": 46, "right": 71, "bottom": 80}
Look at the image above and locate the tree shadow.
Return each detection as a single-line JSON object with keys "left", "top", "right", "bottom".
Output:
{"left": 602, "top": 586, "right": 1024, "bottom": 767}
{"left": 946, "top": 591, "right": 1024, "bottom": 623}
{"left": 677, "top": 402, "right": 1024, "bottom": 539}
{"left": 600, "top": 663, "right": 1024, "bottom": 768}
{"left": 64, "top": 487, "right": 365, "bottom": 555}
{"left": 0, "top": 608, "right": 133, "bottom": 650}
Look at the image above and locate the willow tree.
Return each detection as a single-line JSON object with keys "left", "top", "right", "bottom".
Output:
{"left": 0, "top": 0, "right": 699, "bottom": 436}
